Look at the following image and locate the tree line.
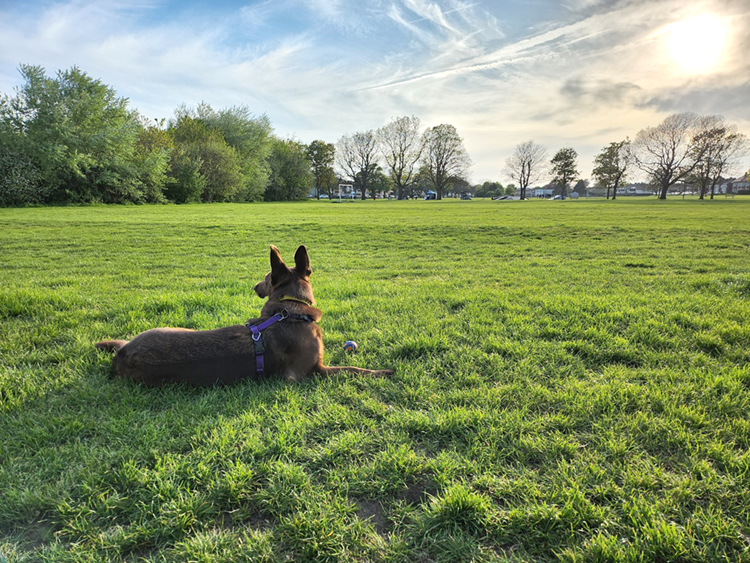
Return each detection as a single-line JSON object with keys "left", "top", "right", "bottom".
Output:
{"left": 0, "top": 65, "right": 473, "bottom": 206}
{"left": 503, "top": 113, "right": 747, "bottom": 201}
{"left": 1, "top": 65, "right": 747, "bottom": 206}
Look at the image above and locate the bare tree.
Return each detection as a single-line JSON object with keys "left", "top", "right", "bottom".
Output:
{"left": 335, "top": 130, "right": 379, "bottom": 200}
{"left": 687, "top": 117, "right": 748, "bottom": 199}
{"left": 420, "top": 124, "right": 471, "bottom": 200}
{"left": 378, "top": 115, "right": 423, "bottom": 200}
{"left": 631, "top": 112, "right": 713, "bottom": 199}
{"left": 592, "top": 140, "right": 631, "bottom": 200}
{"left": 504, "top": 140, "right": 548, "bottom": 200}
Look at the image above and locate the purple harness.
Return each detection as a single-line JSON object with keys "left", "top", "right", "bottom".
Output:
{"left": 246, "top": 310, "right": 313, "bottom": 377}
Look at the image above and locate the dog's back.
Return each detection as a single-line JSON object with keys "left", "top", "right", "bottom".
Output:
{"left": 95, "top": 245, "right": 392, "bottom": 386}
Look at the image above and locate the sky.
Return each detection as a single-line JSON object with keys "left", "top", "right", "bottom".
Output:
{"left": 1, "top": 0, "right": 749, "bottom": 184}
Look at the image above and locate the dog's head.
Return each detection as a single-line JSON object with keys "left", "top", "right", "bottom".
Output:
{"left": 254, "top": 245, "right": 315, "bottom": 305}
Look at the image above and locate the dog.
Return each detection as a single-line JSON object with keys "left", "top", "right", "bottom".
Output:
{"left": 95, "top": 245, "right": 393, "bottom": 386}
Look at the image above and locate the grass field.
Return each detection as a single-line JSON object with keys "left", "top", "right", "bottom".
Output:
{"left": 1, "top": 198, "right": 749, "bottom": 562}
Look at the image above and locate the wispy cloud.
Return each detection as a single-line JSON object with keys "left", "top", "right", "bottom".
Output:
{"left": 1, "top": 0, "right": 748, "bottom": 181}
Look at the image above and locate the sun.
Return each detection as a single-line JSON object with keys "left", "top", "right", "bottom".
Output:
{"left": 665, "top": 14, "right": 728, "bottom": 74}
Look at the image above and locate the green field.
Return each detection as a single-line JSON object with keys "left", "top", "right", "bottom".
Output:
{"left": 1, "top": 199, "right": 749, "bottom": 562}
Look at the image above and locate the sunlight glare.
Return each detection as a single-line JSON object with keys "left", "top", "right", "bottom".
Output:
{"left": 665, "top": 14, "right": 727, "bottom": 74}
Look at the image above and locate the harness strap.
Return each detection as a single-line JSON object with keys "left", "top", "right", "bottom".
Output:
{"left": 245, "top": 311, "right": 314, "bottom": 377}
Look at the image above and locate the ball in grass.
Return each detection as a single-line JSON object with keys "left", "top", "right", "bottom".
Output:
{"left": 343, "top": 340, "right": 358, "bottom": 353}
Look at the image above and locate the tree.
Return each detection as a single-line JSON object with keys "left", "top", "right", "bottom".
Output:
{"left": 631, "top": 112, "right": 711, "bottom": 200}
{"left": 355, "top": 164, "right": 391, "bottom": 199}
{"left": 420, "top": 124, "right": 471, "bottom": 200}
{"left": 0, "top": 64, "right": 156, "bottom": 204}
{"left": 592, "top": 140, "right": 631, "bottom": 200}
{"left": 133, "top": 118, "right": 173, "bottom": 203}
{"left": 168, "top": 114, "right": 243, "bottom": 203}
{"left": 378, "top": 115, "right": 423, "bottom": 200}
{"left": 336, "top": 130, "right": 379, "bottom": 200}
{"left": 475, "top": 181, "right": 504, "bottom": 198}
{"left": 307, "top": 140, "right": 337, "bottom": 198}
{"left": 265, "top": 138, "right": 313, "bottom": 201}
{"left": 686, "top": 117, "right": 748, "bottom": 200}
{"left": 165, "top": 147, "right": 205, "bottom": 203}
{"left": 550, "top": 147, "right": 579, "bottom": 199}
{"left": 192, "top": 104, "right": 273, "bottom": 201}
{"left": 504, "top": 140, "right": 547, "bottom": 200}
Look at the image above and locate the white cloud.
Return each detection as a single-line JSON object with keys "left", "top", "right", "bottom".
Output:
{"left": 1, "top": 0, "right": 748, "bottom": 182}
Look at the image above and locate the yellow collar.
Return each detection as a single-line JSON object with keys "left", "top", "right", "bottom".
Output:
{"left": 278, "top": 294, "right": 313, "bottom": 306}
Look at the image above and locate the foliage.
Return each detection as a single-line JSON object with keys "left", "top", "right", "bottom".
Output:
{"left": 550, "top": 147, "right": 579, "bottom": 198}
{"left": 0, "top": 126, "right": 45, "bottom": 206}
{"left": 167, "top": 105, "right": 272, "bottom": 203}
{"left": 420, "top": 124, "right": 471, "bottom": 200}
{"left": 505, "top": 140, "right": 548, "bottom": 200}
{"left": 0, "top": 64, "right": 165, "bottom": 204}
{"left": 165, "top": 146, "right": 206, "bottom": 203}
{"left": 592, "top": 140, "right": 631, "bottom": 200}
{"left": 474, "top": 181, "right": 504, "bottom": 198}
{"left": 307, "top": 140, "right": 337, "bottom": 199}
{"left": 191, "top": 103, "right": 273, "bottom": 202}
{"left": 1, "top": 199, "right": 750, "bottom": 562}
{"left": 355, "top": 164, "right": 392, "bottom": 199}
{"left": 168, "top": 114, "right": 243, "bottom": 203}
{"left": 265, "top": 138, "right": 313, "bottom": 201}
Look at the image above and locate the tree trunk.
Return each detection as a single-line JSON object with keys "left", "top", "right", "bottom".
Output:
{"left": 659, "top": 180, "right": 669, "bottom": 199}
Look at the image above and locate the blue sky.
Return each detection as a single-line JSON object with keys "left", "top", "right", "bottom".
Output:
{"left": 1, "top": 0, "right": 749, "bottom": 182}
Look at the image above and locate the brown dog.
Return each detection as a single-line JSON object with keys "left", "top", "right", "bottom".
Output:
{"left": 95, "top": 245, "right": 393, "bottom": 386}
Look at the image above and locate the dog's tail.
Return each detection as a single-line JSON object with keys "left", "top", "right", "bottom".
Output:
{"left": 95, "top": 340, "right": 129, "bottom": 353}
{"left": 317, "top": 365, "right": 393, "bottom": 377}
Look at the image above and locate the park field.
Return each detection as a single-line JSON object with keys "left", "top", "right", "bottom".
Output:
{"left": 1, "top": 198, "right": 749, "bottom": 562}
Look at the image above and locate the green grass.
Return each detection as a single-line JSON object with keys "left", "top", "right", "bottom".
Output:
{"left": 1, "top": 198, "right": 749, "bottom": 562}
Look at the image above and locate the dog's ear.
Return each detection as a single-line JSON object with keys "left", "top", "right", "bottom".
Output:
{"left": 294, "top": 245, "right": 312, "bottom": 278}
{"left": 270, "top": 245, "right": 289, "bottom": 284}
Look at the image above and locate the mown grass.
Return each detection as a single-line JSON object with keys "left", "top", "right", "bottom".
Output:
{"left": 1, "top": 198, "right": 749, "bottom": 562}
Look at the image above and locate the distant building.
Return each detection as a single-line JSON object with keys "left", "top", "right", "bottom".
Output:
{"left": 720, "top": 173, "right": 750, "bottom": 194}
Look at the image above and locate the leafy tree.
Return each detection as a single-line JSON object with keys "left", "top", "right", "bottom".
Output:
{"left": 170, "top": 103, "right": 272, "bottom": 202}
{"left": 0, "top": 120, "right": 45, "bottom": 205}
{"left": 336, "top": 130, "right": 379, "bottom": 200}
{"left": 354, "top": 164, "right": 391, "bottom": 199}
{"left": 165, "top": 147, "right": 205, "bottom": 203}
{"left": 378, "top": 115, "right": 423, "bottom": 200}
{"left": 168, "top": 114, "right": 243, "bottom": 202}
{"left": 504, "top": 140, "right": 547, "bottom": 200}
{"left": 505, "top": 184, "right": 517, "bottom": 196}
{"left": 132, "top": 118, "right": 172, "bottom": 203}
{"left": 550, "top": 147, "right": 579, "bottom": 199}
{"left": 307, "top": 140, "right": 337, "bottom": 198}
{"left": 420, "top": 124, "right": 471, "bottom": 200}
{"left": 0, "top": 64, "right": 156, "bottom": 204}
{"left": 592, "top": 140, "right": 631, "bottom": 200}
{"left": 265, "top": 138, "right": 313, "bottom": 201}
{"left": 475, "top": 181, "right": 504, "bottom": 198}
